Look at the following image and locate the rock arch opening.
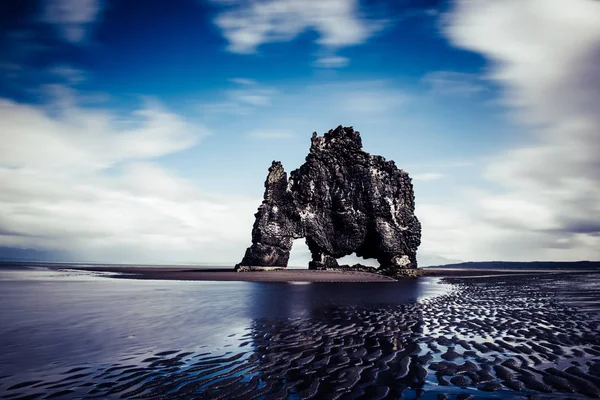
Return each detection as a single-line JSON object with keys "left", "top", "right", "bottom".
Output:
{"left": 336, "top": 253, "right": 380, "bottom": 269}
{"left": 287, "top": 238, "right": 311, "bottom": 269}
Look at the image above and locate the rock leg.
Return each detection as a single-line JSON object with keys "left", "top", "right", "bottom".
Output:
{"left": 308, "top": 247, "right": 339, "bottom": 270}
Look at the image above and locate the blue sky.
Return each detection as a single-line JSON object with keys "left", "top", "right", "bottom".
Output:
{"left": 1, "top": 0, "right": 599, "bottom": 266}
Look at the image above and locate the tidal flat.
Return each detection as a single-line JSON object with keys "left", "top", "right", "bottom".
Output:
{"left": 0, "top": 266, "right": 599, "bottom": 399}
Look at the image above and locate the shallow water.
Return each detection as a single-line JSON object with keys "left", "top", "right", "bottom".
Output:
{"left": 0, "top": 267, "right": 446, "bottom": 396}
{"left": 0, "top": 267, "right": 599, "bottom": 399}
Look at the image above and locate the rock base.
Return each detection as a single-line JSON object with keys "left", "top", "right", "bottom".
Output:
{"left": 390, "top": 268, "right": 426, "bottom": 279}
{"left": 235, "top": 263, "right": 425, "bottom": 279}
{"left": 235, "top": 266, "right": 286, "bottom": 272}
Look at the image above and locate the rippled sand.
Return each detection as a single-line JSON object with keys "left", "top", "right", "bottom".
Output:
{"left": 1, "top": 271, "right": 599, "bottom": 399}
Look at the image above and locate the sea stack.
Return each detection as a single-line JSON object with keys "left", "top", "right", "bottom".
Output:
{"left": 236, "top": 126, "right": 421, "bottom": 276}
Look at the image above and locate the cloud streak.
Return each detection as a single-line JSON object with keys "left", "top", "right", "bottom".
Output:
{"left": 0, "top": 89, "right": 204, "bottom": 171}
{"left": 199, "top": 79, "right": 277, "bottom": 116}
{"left": 49, "top": 65, "right": 87, "bottom": 85}
{"left": 0, "top": 163, "right": 258, "bottom": 263}
{"left": 422, "top": 71, "right": 487, "bottom": 96}
{"left": 417, "top": 0, "right": 600, "bottom": 262}
{"left": 314, "top": 56, "right": 350, "bottom": 68}
{"left": 0, "top": 86, "right": 261, "bottom": 263}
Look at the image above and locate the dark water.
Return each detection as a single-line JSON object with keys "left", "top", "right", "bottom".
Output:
{"left": 1, "top": 267, "right": 599, "bottom": 399}
{"left": 0, "top": 267, "right": 447, "bottom": 399}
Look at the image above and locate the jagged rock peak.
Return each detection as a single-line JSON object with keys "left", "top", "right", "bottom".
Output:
{"left": 263, "top": 161, "right": 287, "bottom": 202}
{"left": 236, "top": 126, "right": 421, "bottom": 276}
{"left": 310, "top": 125, "right": 363, "bottom": 152}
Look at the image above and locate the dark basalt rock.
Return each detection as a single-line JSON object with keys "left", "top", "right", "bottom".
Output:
{"left": 237, "top": 161, "right": 299, "bottom": 268}
{"left": 236, "top": 126, "right": 421, "bottom": 276}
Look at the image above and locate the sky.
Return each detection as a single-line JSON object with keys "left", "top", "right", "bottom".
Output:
{"left": 0, "top": 0, "right": 599, "bottom": 266}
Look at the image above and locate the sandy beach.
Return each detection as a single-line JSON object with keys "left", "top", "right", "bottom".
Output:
{"left": 64, "top": 266, "right": 398, "bottom": 282}
{"left": 59, "top": 265, "right": 598, "bottom": 282}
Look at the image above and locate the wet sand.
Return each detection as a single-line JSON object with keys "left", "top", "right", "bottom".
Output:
{"left": 60, "top": 267, "right": 397, "bottom": 282}
{"left": 423, "top": 267, "right": 600, "bottom": 277}
{"left": 2, "top": 270, "right": 599, "bottom": 399}
{"left": 58, "top": 265, "right": 593, "bottom": 282}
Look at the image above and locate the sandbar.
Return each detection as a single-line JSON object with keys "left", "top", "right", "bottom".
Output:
{"left": 57, "top": 265, "right": 597, "bottom": 282}
{"left": 65, "top": 266, "right": 397, "bottom": 282}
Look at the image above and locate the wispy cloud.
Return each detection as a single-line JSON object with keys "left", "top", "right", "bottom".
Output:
{"left": 314, "top": 56, "right": 350, "bottom": 69}
{"left": 199, "top": 79, "right": 277, "bottom": 115}
{"left": 228, "top": 77, "right": 257, "bottom": 86}
{"left": 40, "top": 0, "right": 104, "bottom": 43}
{"left": 230, "top": 91, "right": 274, "bottom": 106}
{"left": 0, "top": 85, "right": 262, "bottom": 263}
{"left": 1, "top": 86, "right": 206, "bottom": 170}
{"left": 212, "top": 0, "right": 384, "bottom": 56}
{"left": 0, "top": 162, "right": 258, "bottom": 263}
{"left": 422, "top": 70, "right": 487, "bottom": 96}
{"left": 417, "top": 0, "right": 600, "bottom": 262}
{"left": 49, "top": 65, "right": 87, "bottom": 85}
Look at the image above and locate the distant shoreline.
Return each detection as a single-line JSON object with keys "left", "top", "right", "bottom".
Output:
{"left": 425, "top": 260, "right": 600, "bottom": 270}
{"left": 47, "top": 265, "right": 600, "bottom": 282}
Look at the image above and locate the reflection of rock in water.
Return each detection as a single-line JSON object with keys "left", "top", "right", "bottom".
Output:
{"left": 2, "top": 273, "right": 600, "bottom": 399}
{"left": 247, "top": 303, "right": 425, "bottom": 399}
{"left": 247, "top": 281, "right": 422, "bottom": 321}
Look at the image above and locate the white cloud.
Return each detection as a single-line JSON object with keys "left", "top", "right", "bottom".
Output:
{"left": 0, "top": 87, "right": 262, "bottom": 263}
{"left": 41, "top": 0, "right": 103, "bottom": 43}
{"left": 0, "top": 88, "right": 205, "bottom": 171}
{"left": 212, "top": 0, "right": 383, "bottom": 54}
{"left": 314, "top": 56, "right": 350, "bottom": 68}
{"left": 445, "top": 0, "right": 600, "bottom": 125}
{"left": 0, "top": 163, "right": 258, "bottom": 263}
{"left": 418, "top": 0, "right": 600, "bottom": 262}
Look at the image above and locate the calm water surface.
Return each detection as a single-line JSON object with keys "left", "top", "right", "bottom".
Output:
{"left": 0, "top": 267, "right": 449, "bottom": 378}
{"left": 4, "top": 267, "right": 597, "bottom": 399}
